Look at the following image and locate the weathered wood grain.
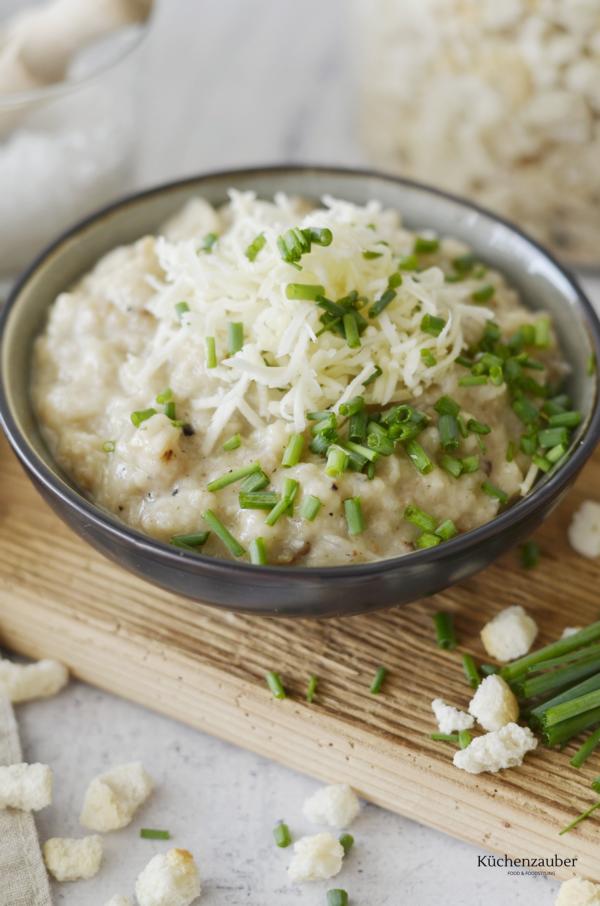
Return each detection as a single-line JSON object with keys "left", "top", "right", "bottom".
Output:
{"left": 1, "top": 433, "right": 600, "bottom": 878}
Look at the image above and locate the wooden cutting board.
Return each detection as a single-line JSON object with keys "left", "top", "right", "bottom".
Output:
{"left": 1, "top": 432, "right": 600, "bottom": 880}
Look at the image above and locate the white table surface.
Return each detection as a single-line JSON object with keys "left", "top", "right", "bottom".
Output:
{"left": 10, "top": 1, "right": 600, "bottom": 903}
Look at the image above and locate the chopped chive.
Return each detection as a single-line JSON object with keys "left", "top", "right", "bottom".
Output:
{"left": 266, "top": 671, "right": 286, "bottom": 700}
{"left": 440, "top": 454, "right": 463, "bottom": 478}
{"left": 520, "top": 540, "right": 540, "bottom": 570}
{"left": 339, "top": 833, "right": 354, "bottom": 855}
{"left": 207, "top": 462, "right": 260, "bottom": 492}
{"left": 459, "top": 375, "right": 488, "bottom": 387}
{"left": 461, "top": 455, "right": 480, "bottom": 473}
{"left": 532, "top": 453, "right": 551, "bottom": 472}
{"left": 202, "top": 510, "right": 245, "bottom": 557}
{"left": 170, "top": 531, "right": 209, "bottom": 549}
{"left": 588, "top": 353, "right": 596, "bottom": 376}
{"left": 344, "top": 497, "right": 365, "bottom": 535}
{"left": 265, "top": 479, "right": 299, "bottom": 526}
{"left": 156, "top": 387, "right": 173, "bottom": 404}
{"left": 223, "top": 433, "right": 241, "bottom": 452}
{"left": 306, "top": 675, "right": 318, "bottom": 703}
{"left": 245, "top": 232, "right": 266, "bottom": 261}
{"left": 282, "top": 433, "right": 304, "bottom": 467}
{"left": 435, "top": 519, "right": 457, "bottom": 541}
{"left": 175, "top": 301, "right": 190, "bottom": 320}
{"left": 206, "top": 336, "right": 217, "bottom": 368}
{"left": 286, "top": 283, "right": 325, "bottom": 301}
{"left": 370, "top": 665, "right": 387, "bottom": 694}
{"left": 414, "top": 236, "right": 439, "bottom": 254}
{"left": 102, "top": 440, "right": 115, "bottom": 453}
{"left": 559, "top": 801, "right": 600, "bottom": 836}
{"left": 200, "top": 232, "right": 218, "bottom": 252}
{"left": 421, "top": 348, "right": 437, "bottom": 367}
{"left": 363, "top": 249, "right": 383, "bottom": 260}
{"left": 404, "top": 505, "right": 436, "bottom": 533}
{"left": 462, "top": 654, "right": 481, "bottom": 688}
{"left": 513, "top": 397, "right": 540, "bottom": 425}
{"left": 343, "top": 311, "right": 361, "bottom": 347}
{"left": 131, "top": 408, "right": 157, "bottom": 427}
{"left": 300, "top": 495, "right": 322, "bottom": 521}
{"left": 398, "top": 253, "right": 419, "bottom": 270}
{"left": 458, "top": 730, "right": 472, "bottom": 749}
{"left": 387, "top": 271, "right": 403, "bottom": 289}
{"left": 273, "top": 820, "right": 292, "bottom": 847}
{"left": 438, "top": 414, "right": 460, "bottom": 451}
{"left": 421, "top": 313, "right": 446, "bottom": 337}
{"left": 467, "top": 418, "right": 491, "bottom": 435}
{"left": 534, "top": 317, "right": 550, "bottom": 348}
{"left": 546, "top": 443, "right": 566, "bottom": 464}
{"left": 481, "top": 481, "right": 508, "bottom": 504}
{"left": 538, "top": 426, "right": 568, "bottom": 448}
{"left": 570, "top": 727, "right": 600, "bottom": 769}
{"left": 164, "top": 400, "right": 176, "bottom": 420}
{"left": 240, "top": 469, "right": 270, "bottom": 493}
{"left": 327, "top": 890, "right": 348, "bottom": 906}
{"left": 326, "top": 445, "right": 349, "bottom": 477}
{"left": 250, "top": 536, "right": 268, "bottom": 565}
{"left": 480, "top": 664, "right": 499, "bottom": 676}
{"left": 363, "top": 365, "right": 382, "bottom": 386}
{"left": 140, "top": 828, "right": 171, "bottom": 840}
{"left": 506, "top": 440, "right": 516, "bottom": 462}
{"left": 239, "top": 492, "right": 280, "bottom": 510}
{"left": 472, "top": 284, "right": 495, "bottom": 304}
{"left": 344, "top": 440, "right": 379, "bottom": 463}
{"left": 369, "top": 288, "right": 396, "bottom": 318}
{"left": 308, "top": 410, "right": 332, "bottom": 421}
{"left": 453, "top": 253, "right": 477, "bottom": 274}
{"left": 548, "top": 411, "right": 581, "bottom": 428}
{"left": 228, "top": 322, "right": 244, "bottom": 354}
{"left": 433, "top": 612, "right": 456, "bottom": 650}
{"left": 416, "top": 532, "right": 441, "bottom": 548}
{"left": 430, "top": 732, "right": 460, "bottom": 744}
{"left": 305, "top": 226, "right": 333, "bottom": 246}
{"left": 434, "top": 396, "right": 460, "bottom": 417}
{"left": 405, "top": 439, "right": 433, "bottom": 474}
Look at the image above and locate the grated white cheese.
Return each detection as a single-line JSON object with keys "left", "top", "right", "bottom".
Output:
{"left": 149, "top": 192, "right": 494, "bottom": 452}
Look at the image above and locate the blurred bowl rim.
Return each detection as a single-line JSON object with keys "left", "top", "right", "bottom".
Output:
{"left": 0, "top": 4, "right": 153, "bottom": 111}
{"left": 1, "top": 163, "right": 600, "bottom": 581}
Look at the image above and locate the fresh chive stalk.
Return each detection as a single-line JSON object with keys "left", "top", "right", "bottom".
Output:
{"left": 433, "top": 612, "right": 457, "bottom": 650}
{"left": 265, "top": 479, "right": 299, "bottom": 526}
{"left": 430, "top": 732, "right": 460, "bottom": 743}
{"left": 202, "top": 510, "right": 245, "bottom": 557}
{"left": 282, "top": 433, "right": 304, "bottom": 467}
{"left": 170, "top": 531, "right": 209, "bottom": 550}
{"left": 570, "top": 727, "right": 600, "bottom": 769}
{"left": 207, "top": 462, "right": 261, "bottom": 492}
{"left": 544, "top": 689, "right": 600, "bottom": 729}
{"left": 501, "top": 622, "right": 600, "bottom": 683}
{"left": 520, "top": 540, "right": 540, "bottom": 570}
{"left": 240, "top": 492, "right": 280, "bottom": 510}
{"left": 370, "top": 666, "right": 387, "bottom": 694}
{"left": 240, "top": 470, "right": 270, "bottom": 493}
{"left": 306, "top": 675, "right": 318, "bottom": 703}
{"left": 559, "top": 801, "right": 600, "bottom": 836}
{"left": 462, "top": 654, "right": 481, "bottom": 688}
{"left": 250, "top": 537, "right": 268, "bottom": 565}
{"left": 266, "top": 672, "right": 286, "bottom": 700}
{"left": 516, "top": 659, "right": 600, "bottom": 700}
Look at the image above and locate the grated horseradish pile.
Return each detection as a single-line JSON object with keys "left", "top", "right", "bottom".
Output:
{"left": 32, "top": 192, "right": 571, "bottom": 566}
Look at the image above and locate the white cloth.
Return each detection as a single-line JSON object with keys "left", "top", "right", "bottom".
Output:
{"left": 0, "top": 695, "right": 52, "bottom": 906}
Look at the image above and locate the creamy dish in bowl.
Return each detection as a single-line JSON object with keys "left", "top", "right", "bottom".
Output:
{"left": 32, "top": 191, "right": 576, "bottom": 567}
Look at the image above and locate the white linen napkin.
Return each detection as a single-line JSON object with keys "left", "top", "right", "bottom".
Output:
{"left": 0, "top": 696, "right": 52, "bottom": 906}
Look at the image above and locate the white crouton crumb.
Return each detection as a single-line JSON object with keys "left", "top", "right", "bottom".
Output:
{"left": 0, "top": 763, "right": 52, "bottom": 811}
{"left": 431, "top": 698, "right": 475, "bottom": 735}
{"left": 287, "top": 833, "right": 344, "bottom": 883}
{"left": 480, "top": 605, "right": 538, "bottom": 662}
{"left": 80, "top": 761, "right": 154, "bottom": 832}
{"left": 104, "top": 897, "right": 133, "bottom": 906}
{"left": 0, "top": 657, "right": 68, "bottom": 703}
{"left": 135, "top": 848, "right": 201, "bottom": 906}
{"left": 562, "top": 627, "right": 582, "bottom": 639}
{"left": 453, "top": 723, "right": 537, "bottom": 774}
{"left": 468, "top": 675, "right": 519, "bottom": 731}
{"left": 568, "top": 501, "right": 600, "bottom": 559}
{"left": 302, "top": 783, "right": 360, "bottom": 829}
{"left": 43, "top": 835, "right": 103, "bottom": 882}
{"left": 555, "top": 876, "right": 600, "bottom": 905}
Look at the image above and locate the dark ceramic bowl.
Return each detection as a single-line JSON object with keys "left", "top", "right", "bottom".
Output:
{"left": 1, "top": 166, "right": 600, "bottom": 617}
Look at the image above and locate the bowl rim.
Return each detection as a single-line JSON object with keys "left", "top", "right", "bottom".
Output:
{"left": 2, "top": 162, "right": 600, "bottom": 582}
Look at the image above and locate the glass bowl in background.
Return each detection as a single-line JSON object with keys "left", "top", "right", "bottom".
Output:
{"left": 354, "top": 0, "right": 600, "bottom": 268}
{"left": 0, "top": 11, "right": 151, "bottom": 281}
